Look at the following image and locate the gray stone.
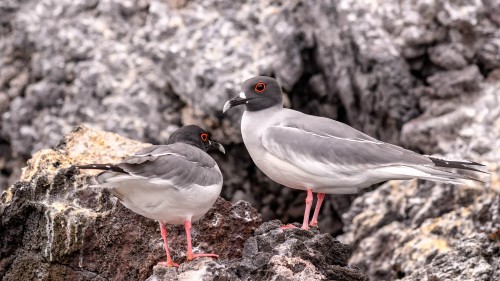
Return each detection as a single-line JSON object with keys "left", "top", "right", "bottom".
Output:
{"left": 428, "top": 43, "right": 470, "bottom": 70}
{"left": 341, "top": 81, "right": 500, "bottom": 280}
{"left": 146, "top": 220, "right": 370, "bottom": 281}
{"left": 477, "top": 38, "right": 500, "bottom": 70}
{"left": 426, "top": 65, "right": 483, "bottom": 98}
{"left": 403, "top": 233, "right": 499, "bottom": 281}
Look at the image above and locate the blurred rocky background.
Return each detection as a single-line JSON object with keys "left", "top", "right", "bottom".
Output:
{"left": 1, "top": 0, "right": 499, "bottom": 280}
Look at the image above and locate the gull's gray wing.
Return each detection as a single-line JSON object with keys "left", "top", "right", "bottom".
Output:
{"left": 96, "top": 143, "right": 222, "bottom": 189}
{"left": 261, "top": 114, "right": 433, "bottom": 177}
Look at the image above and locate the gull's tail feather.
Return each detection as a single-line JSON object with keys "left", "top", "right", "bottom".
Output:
{"left": 73, "top": 164, "right": 128, "bottom": 187}
{"left": 427, "top": 156, "right": 488, "bottom": 174}
{"left": 417, "top": 166, "right": 485, "bottom": 185}
{"left": 73, "top": 164, "right": 126, "bottom": 173}
{"left": 375, "top": 164, "right": 485, "bottom": 185}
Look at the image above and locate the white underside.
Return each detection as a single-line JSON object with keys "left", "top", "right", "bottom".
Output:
{"left": 248, "top": 149, "right": 423, "bottom": 193}
{"left": 100, "top": 176, "right": 222, "bottom": 224}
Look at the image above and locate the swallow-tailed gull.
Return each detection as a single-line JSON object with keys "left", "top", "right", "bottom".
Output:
{"left": 76, "top": 125, "right": 225, "bottom": 267}
{"left": 223, "top": 76, "right": 484, "bottom": 230}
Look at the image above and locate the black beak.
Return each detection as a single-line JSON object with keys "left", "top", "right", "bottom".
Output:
{"left": 222, "top": 93, "right": 252, "bottom": 113}
{"left": 207, "top": 140, "right": 225, "bottom": 154}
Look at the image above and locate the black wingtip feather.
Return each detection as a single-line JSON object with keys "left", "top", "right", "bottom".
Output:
{"left": 73, "top": 164, "right": 126, "bottom": 173}
{"left": 428, "top": 157, "right": 489, "bottom": 174}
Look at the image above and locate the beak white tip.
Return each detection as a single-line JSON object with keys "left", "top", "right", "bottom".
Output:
{"left": 219, "top": 144, "right": 226, "bottom": 154}
{"left": 222, "top": 100, "right": 231, "bottom": 114}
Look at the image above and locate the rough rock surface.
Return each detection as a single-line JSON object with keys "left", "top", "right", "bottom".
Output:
{"left": 146, "top": 220, "right": 369, "bottom": 281}
{"left": 0, "top": 127, "right": 262, "bottom": 280}
{"left": 340, "top": 81, "right": 500, "bottom": 280}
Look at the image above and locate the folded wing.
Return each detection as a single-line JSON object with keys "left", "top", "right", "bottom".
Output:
{"left": 79, "top": 143, "right": 222, "bottom": 191}
{"left": 262, "top": 114, "right": 482, "bottom": 184}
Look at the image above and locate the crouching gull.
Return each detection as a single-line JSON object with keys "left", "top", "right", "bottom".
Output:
{"left": 223, "top": 76, "right": 485, "bottom": 230}
{"left": 75, "top": 125, "right": 225, "bottom": 267}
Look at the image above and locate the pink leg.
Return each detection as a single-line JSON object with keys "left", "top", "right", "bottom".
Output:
{"left": 184, "top": 219, "right": 218, "bottom": 261}
{"left": 300, "top": 189, "right": 314, "bottom": 230}
{"left": 158, "top": 222, "right": 179, "bottom": 267}
{"left": 281, "top": 189, "right": 314, "bottom": 230}
{"left": 310, "top": 193, "right": 325, "bottom": 227}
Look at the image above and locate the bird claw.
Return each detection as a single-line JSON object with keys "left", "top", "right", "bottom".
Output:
{"left": 280, "top": 224, "right": 298, "bottom": 229}
{"left": 186, "top": 253, "right": 219, "bottom": 261}
{"left": 158, "top": 260, "right": 179, "bottom": 268}
{"left": 281, "top": 224, "right": 310, "bottom": 230}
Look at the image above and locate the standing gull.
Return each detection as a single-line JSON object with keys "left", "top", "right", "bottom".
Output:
{"left": 76, "top": 125, "right": 225, "bottom": 267}
{"left": 223, "top": 76, "right": 484, "bottom": 230}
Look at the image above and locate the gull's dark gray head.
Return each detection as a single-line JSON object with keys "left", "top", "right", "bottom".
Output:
{"left": 167, "top": 125, "right": 225, "bottom": 154}
{"left": 223, "top": 76, "right": 283, "bottom": 113}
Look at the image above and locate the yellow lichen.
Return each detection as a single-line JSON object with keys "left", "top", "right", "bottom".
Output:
{"left": 352, "top": 210, "right": 384, "bottom": 229}
{"left": 44, "top": 200, "right": 112, "bottom": 219}
{"left": 19, "top": 126, "right": 150, "bottom": 183}
{"left": 2, "top": 188, "right": 14, "bottom": 203}
{"left": 403, "top": 236, "right": 450, "bottom": 263}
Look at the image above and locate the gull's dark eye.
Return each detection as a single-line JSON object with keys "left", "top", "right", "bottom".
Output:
{"left": 200, "top": 133, "right": 208, "bottom": 142}
{"left": 254, "top": 82, "right": 266, "bottom": 93}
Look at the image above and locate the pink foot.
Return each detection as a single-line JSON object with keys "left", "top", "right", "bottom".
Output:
{"left": 186, "top": 253, "right": 219, "bottom": 261}
{"left": 281, "top": 224, "right": 310, "bottom": 230}
{"left": 309, "top": 220, "right": 318, "bottom": 227}
{"left": 281, "top": 189, "right": 314, "bottom": 231}
{"left": 184, "top": 219, "right": 218, "bottom": 262}
{"left": 157, "top": 260, "right": 179, "bottom": 268}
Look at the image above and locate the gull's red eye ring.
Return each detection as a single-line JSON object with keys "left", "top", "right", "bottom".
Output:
{"left": 255, "top": 82, "right": 266, "bottom": 93}
{"left": 200, "top": 133, "right": 208, "bottom": 142}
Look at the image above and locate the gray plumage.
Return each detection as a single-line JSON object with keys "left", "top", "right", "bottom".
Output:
{"left": 263, "top": 114, "right": 431, "bottom": 168}
{"left": 97, "top": 143, "right": 222, "bottom": 189}
{"left": 224, "top": 76, "right": 485, "bottom": 195}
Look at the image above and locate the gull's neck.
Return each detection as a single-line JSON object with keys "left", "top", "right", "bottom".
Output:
{"left": 241, "top": 105, "right": 284, "bottom": 141}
